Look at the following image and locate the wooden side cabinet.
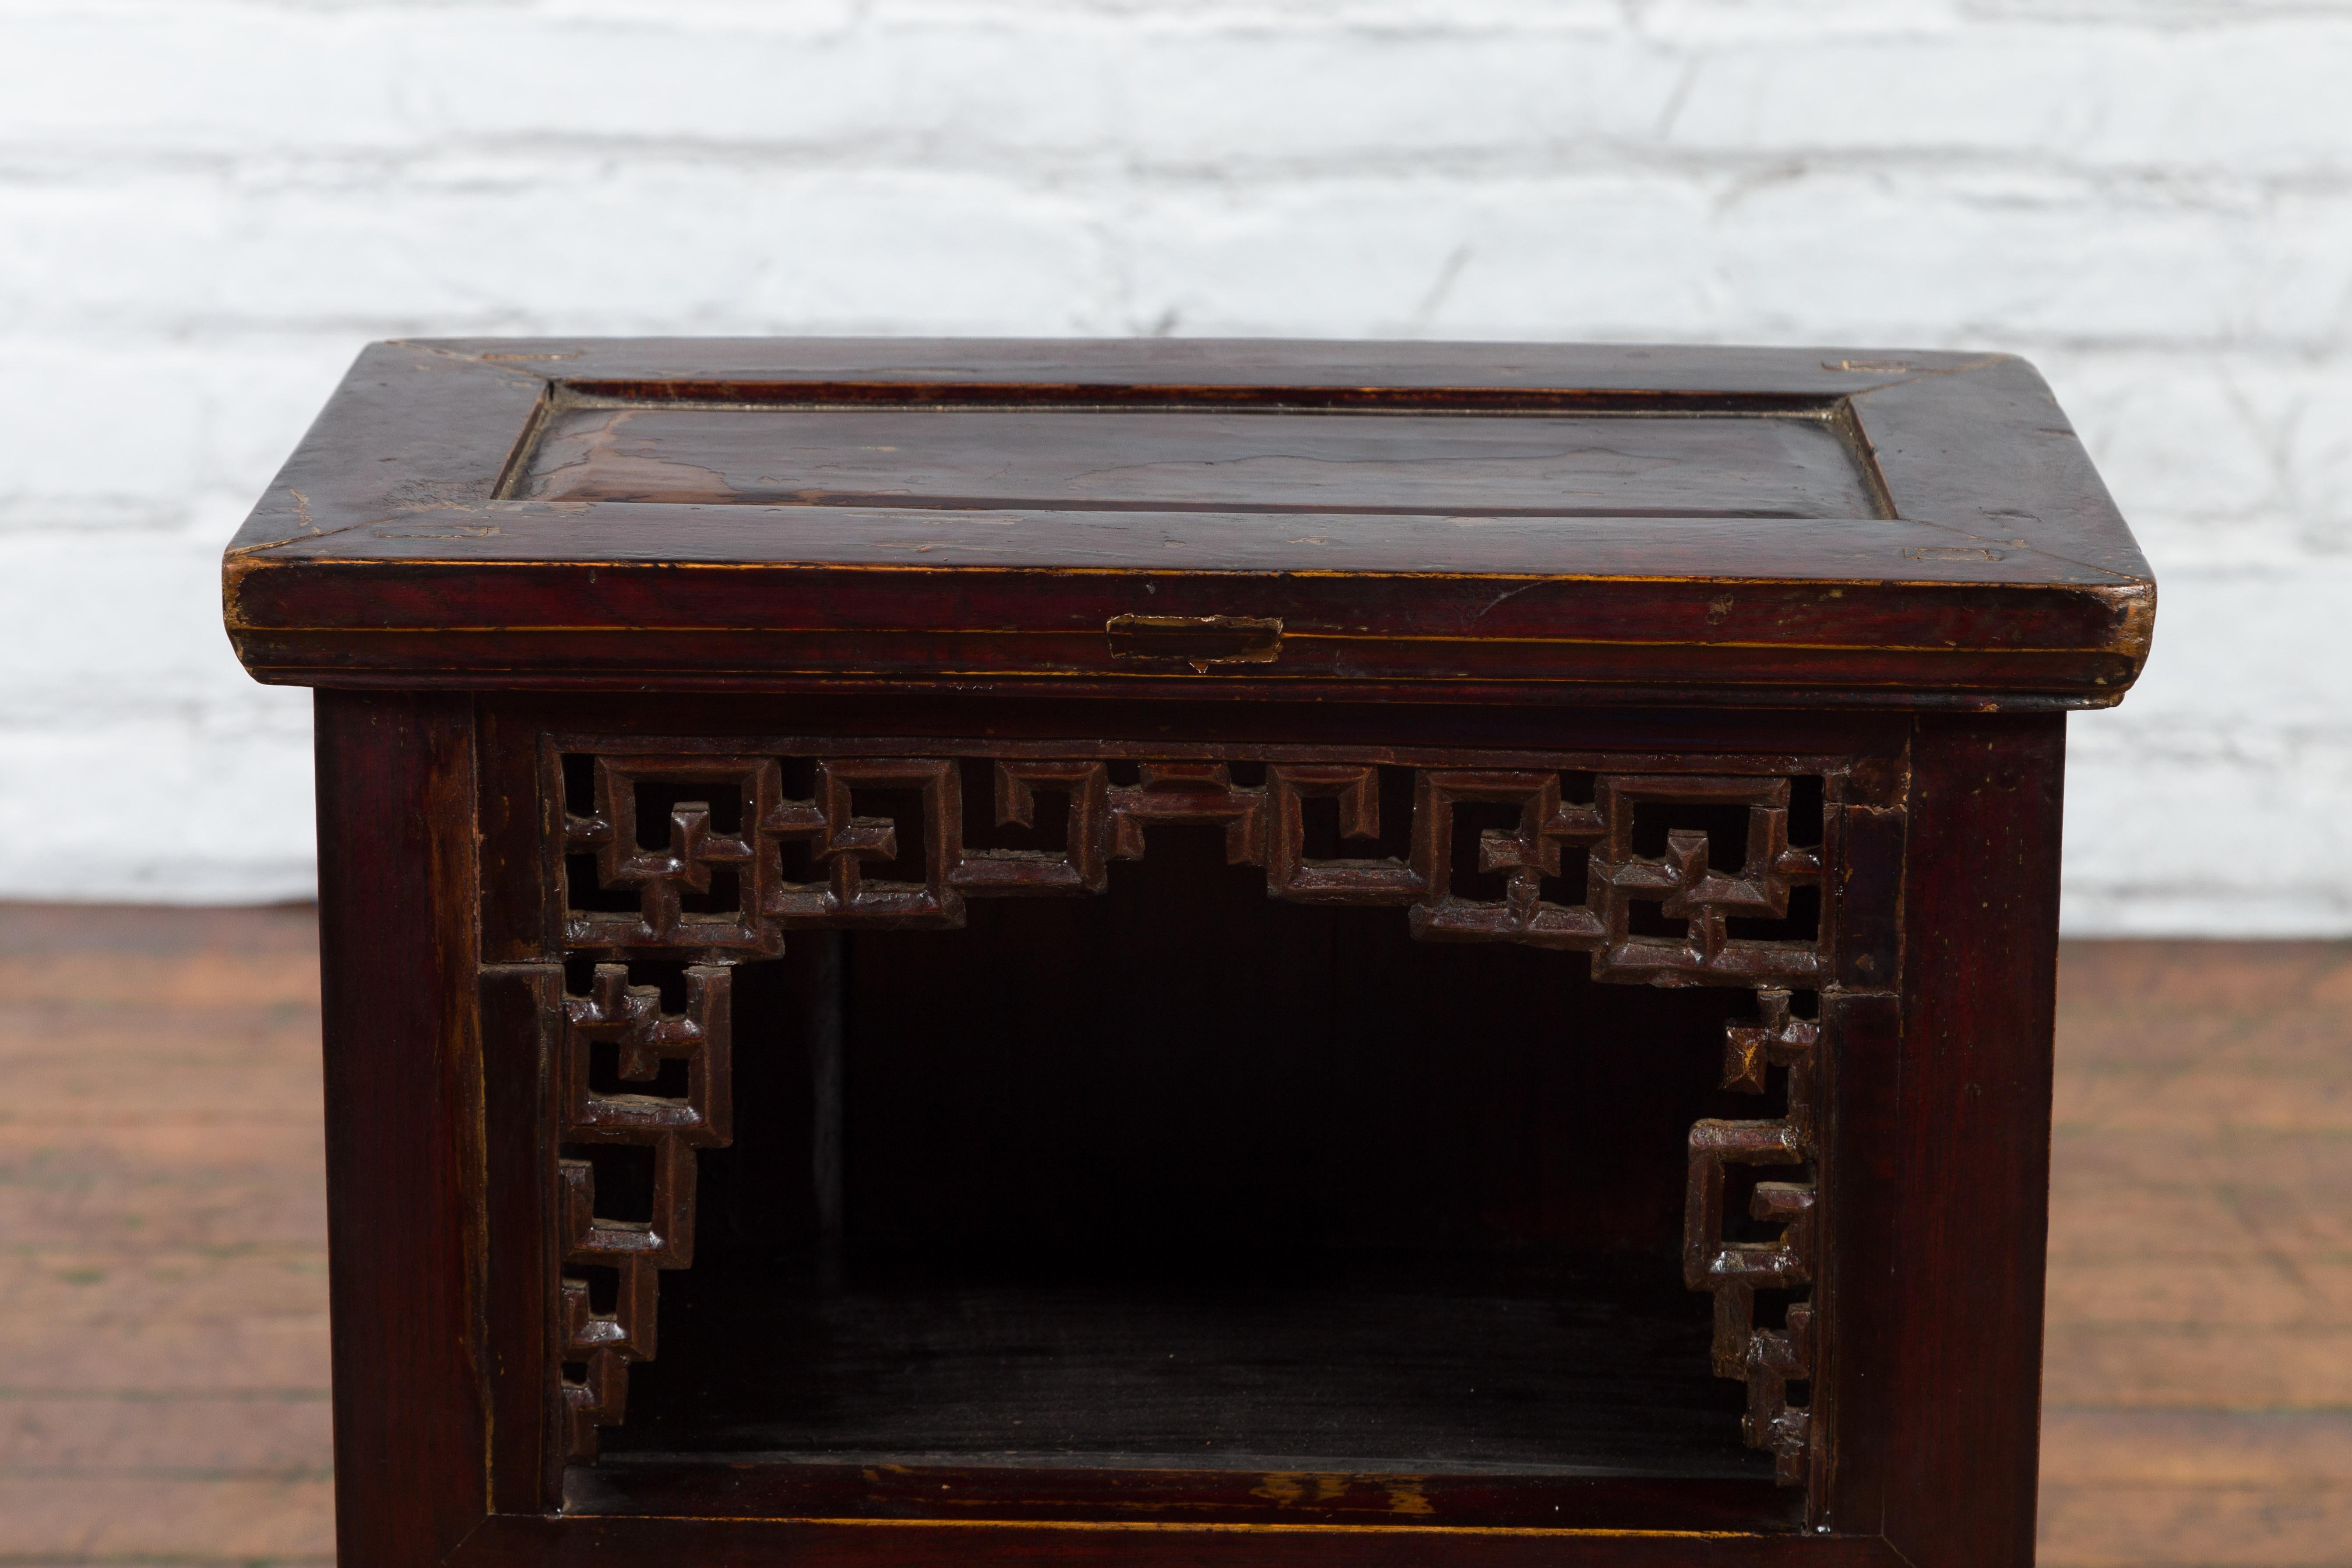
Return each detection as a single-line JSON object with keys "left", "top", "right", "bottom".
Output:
{"left": 222, "top": 339, "right": 2155, "bottom": 1567}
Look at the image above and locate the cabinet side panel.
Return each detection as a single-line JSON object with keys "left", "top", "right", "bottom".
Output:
{"left": 1817, "top": 989, "right": 1901, "bottom": 1536}
{"left": 479, "top": 702, "right": 560, "bottom": 963}
{"left": 481, "top": 966, "right": 561, "bottom": 1512}
{"left": 314, "top": 690, "right": 487, "bottom": 1563}
{"left": 1888, "top": 712, "right": 2065, "bottom": 1567}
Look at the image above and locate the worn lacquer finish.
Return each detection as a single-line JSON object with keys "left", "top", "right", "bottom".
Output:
{"left": 232, "top": 341, "right": 2142, "bottom": 1568}
{"left": 222, "top": 339, "right": 2153, "bottom": 710}
{"left": 518, "top": 404, "right": 1886, "bottom": 519}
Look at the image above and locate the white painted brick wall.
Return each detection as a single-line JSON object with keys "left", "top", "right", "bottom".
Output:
{"left": 3, "top": 0, "right": 2347, "bottom": 930}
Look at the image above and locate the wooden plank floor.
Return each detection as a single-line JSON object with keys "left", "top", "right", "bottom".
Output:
{"left": 2041, "top": 941, "right": 2352, "bottom": 1567}
{"left": 0, "top": 905, "right": 2343, "bottom": 1565}
{"left": 0, "top": 904, "right": 334, "bottom": 1565}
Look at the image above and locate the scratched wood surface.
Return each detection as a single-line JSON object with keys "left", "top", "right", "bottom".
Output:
{"left": 1, "top": 907, "right": 2345, "bottom": 1566}
{"left": 518, "top": 405, "right": 1884, "bottom": 519}
{"left": 220, "top": 341, "right": 2155, "bottom": 707}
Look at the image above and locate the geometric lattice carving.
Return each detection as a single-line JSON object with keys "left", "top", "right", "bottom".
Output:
{"left": 555, "top": 963, "right": 732, "bottom": 1462}
{"left": 561, "top": 753, "right": 1828, "bottom": 989}
{"left": 1587, "top": 776, "right": 1824, "bottom": 987}
{"left": 765, "top": 757, "right": 964, "bottom": 924}
{"left": 1108, "top": 762, "right": 1268, "bottom": 866}
{"left": 548, "top": 744, "right": 1845, "bottom": 1476}
{"left": 1684, "top": 987, "right": 1821, "bottom": 1485}
{"left": 561, "top": 756, "right": 775, "bottom": 953}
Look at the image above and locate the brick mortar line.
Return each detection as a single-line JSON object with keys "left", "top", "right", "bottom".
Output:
{"left": 7, "top": 319, "right": 2352, "bottom": 363}
{"left": 8, "top": 328, "right": 2352, "bottom": 366}
{"left": 8, "top": 2, "right": 2350, "bottom": 36}
{"left": 5, "top": 148, "right": 2352, "bottom": 189}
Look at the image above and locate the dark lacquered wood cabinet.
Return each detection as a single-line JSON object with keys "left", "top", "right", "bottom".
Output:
{"left": 223, "top": 339, "right": 2154, "bottom": 1568}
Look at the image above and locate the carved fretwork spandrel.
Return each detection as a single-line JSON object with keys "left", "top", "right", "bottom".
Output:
{"left": 1408, "top": 769, "right": 1606, "bottom": 947}
{"left": 1108, "top": 762, "right": 1268, "bottom": 864}
{"left": 1685, "top": 988, "right": 1822, "bottom": 1486}
{"left": 554, "top": 963, "right": 733, "bottom": 1463}
{"left": 562, "top": 756, "right": 779, "bottom": 955}
{"left": 542, "top": 742, "right": 1863, "bottom": 1487}
{"left": 949, "top": 760, "right": 1111, "bottom": 895}
{"left": 763, "top": 756, "right": 968, "bottom": 924}
{"left": 1587, "top": 777, "right": 1824, "bottom": 987}
{"left": 1266, "top": 764, "right": 1425, "bottom": 903}
{"left": 559, "top": 750, "right": 1832, "bottom": 989}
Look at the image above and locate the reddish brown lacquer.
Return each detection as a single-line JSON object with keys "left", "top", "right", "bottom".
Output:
{"left": 231, "top": 340, "right": 2151, "bottom": 1567}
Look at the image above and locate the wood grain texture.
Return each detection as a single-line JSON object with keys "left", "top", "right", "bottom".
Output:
{"left": 0, "top": 903, "right": 334, "bottom": 1566}
{"left": 517, "top": 405, "right": 1885, "bottom": 518}
{"left": 450, "top": 1512, "right": 1910, "bottom": 1568}
{"left": 312, "top": 691, "right": 487, "bottom": 1565}
{"left": 1886, "top": 713, "right": 2068, "bottom": 1568}
{"left": 2039, "top": 941, "right": 2352, "bottom": 1568}
{"left": 218, "top": 339, "right": 2153, "bottom": 709}
{"left": 565, "top": 1460, "right": 1787, "bottom": 1532}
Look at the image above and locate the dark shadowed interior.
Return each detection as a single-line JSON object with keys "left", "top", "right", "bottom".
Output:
{"left": 577, "top": 786, "right": 1794, "bottom": 1511}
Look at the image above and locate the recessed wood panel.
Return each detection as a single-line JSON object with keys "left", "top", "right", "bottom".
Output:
{"left": 518, "top": 405, "right": 1886, "bottom": 521}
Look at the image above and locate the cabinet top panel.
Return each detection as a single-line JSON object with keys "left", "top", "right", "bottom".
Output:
{"left": 515, "top": 404, "right": 1887, "bottom": 522}
{"left": 222, "top": 338, "right": 2153, "bottom": 711}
